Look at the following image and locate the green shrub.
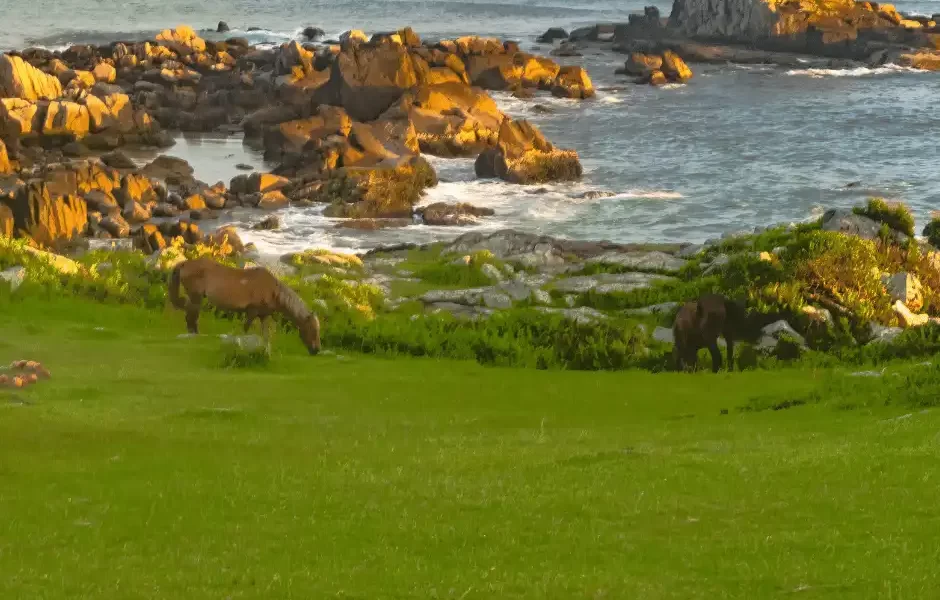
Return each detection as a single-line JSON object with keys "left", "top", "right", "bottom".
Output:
{"left": 853, "top": 198, "right": 915, "bottom": 237}
{"left": 923, "top": 217, "right": 940, "bottom": 249}
{"left": 412, "top": 252, "right": 504, "bottom": 288}
{"left": 790, "top": 231, "right": 892, "bottom": 324}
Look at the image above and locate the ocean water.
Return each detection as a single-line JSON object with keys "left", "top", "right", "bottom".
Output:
{"left": 2, "top": 0, "right": 940, "bottom": 253}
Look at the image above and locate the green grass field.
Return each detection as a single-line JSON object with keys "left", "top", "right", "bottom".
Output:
{"left": 2, "top": 296, "right": 940, "bottom": 598}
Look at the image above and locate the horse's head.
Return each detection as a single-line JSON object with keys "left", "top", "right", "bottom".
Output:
{"left": 299, "top": 314, "right": 321, "bottom": 355}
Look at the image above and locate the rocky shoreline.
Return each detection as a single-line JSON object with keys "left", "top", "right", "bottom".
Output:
{"left": 537, "top": 0, "right": 940, "bottom": 74}
{"left": 1, "top": 24, "right": 597, "bottom": 254}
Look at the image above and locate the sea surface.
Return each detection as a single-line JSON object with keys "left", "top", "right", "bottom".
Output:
{"left": 2, "top": 0, "right": 940, "bottom": 253}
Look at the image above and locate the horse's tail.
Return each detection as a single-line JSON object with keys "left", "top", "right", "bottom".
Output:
{"left": 168, "top": 262, "right": 186, "bottom": 310}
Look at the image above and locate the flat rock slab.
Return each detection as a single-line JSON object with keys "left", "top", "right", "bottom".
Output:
{"left": 427, "top": 302, "right": 493, "bottom": 320}
{"left": 586, "top": 251, "right": 687, "bottom": 273}
{"left": 420, "top": 280, "right": 545, "bottom": 308}
{"left": 552, "top": 272, "right": 674, "bottom": 294}
{"left": 625, "top": 301, "right": 680, "bottom": 316}
{"left": 535, "top": 306, "right": 609, "bottom": 324}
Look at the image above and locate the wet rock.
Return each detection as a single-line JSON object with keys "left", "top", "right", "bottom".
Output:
{"left": 252, "top": 215, "right": 281, "bottom": 231}
{"left": 474, "top": 119, "right": 582, "bottom": 184}
{"left": 551, "top": 66, "right": 595, "bottom": 99}
{"left": 141, "top": 155, "right": 195, "bottom": 185}
{"left": 303, "top": 27, "right": 325, "bottom": 40}
{"left": 217, "top": 21, "right": 231, "bottom": 33}
{"left": 621, "top": 53, "right": 663, "bottom": 77}
{"left": 550, "top": 42, "right": 582, "bottom": 57}
{"left": 62, "top": 142, "right": 91, "bottom": 157}
{"left": 417, "top": 202, "right": 494, "bottom": 226}
{"left": 101, "top": 150, "right": 137, "bottom": 170}
{"left": 257, "top": 190, "right": 290, "bottom": 210}
{"left": 537, "top": 28, "right": 569, "bottom": 43}
{"left": 662, "top": 51, "right": 693, "bottom": 82}
{"left": 235, "top": 163, "right": 254, "bottom": 171}
{"left": 334, "top": 218, "right": 412, "bottom": 230}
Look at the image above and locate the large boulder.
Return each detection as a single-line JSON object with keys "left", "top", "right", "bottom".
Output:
{"left": 262, "top": 106, "right": 352, "bottom": 159}
{"left": 321, "top": 156, "right": 437, "bottom": 218}
{"left": 404, "top": 82, "right": 504, "bottom": 156}
{"left": 551, "top": 66, "right": 595, "bottom": 99}
{"left": 0, "top": 139, "right": 10, "bottom": 175}
{"left": 0, "top": 55, "right": 63, "bottom": 101}
{"left": 318, "top": 42, "right": 419, "bottom": 121}
{"left": 0, "top": 204, "right": 13, "bottom": 238}
{"left": 42, "top": 101, "right": 91, "bottom": 139}
{"left": 154, "top": 26, "right": 207, "bottom": 56}
{"left": 474, "top": 119, "right": 582, "bottom": 184}
{"left": 417, "top": 202, "right": 494, "bottom": 226}
{"left": 1, "top": 98, "right": 42, "bottom": 136}
{"left": 8, "top": 180, "right": 88, "bottom": 247}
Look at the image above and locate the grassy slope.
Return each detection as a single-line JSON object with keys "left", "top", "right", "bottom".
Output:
{"left": 1, "top": 296, "right": 939, "bottom": 599}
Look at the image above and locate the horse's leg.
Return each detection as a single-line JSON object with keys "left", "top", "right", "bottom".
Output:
{"left": 244, "top": 308, "right": 257, "bottom": 334}
{"left": 708, "top": 340, "right": 722, "bottom": 373}
{"left": 260, "top": 317, "right": 272, "bottom": 348}
{"left": 185, "top": 294, "right": 203, "bottom": 334}
{"left": 725, "top": 333, "right": 735, "bottom": 372}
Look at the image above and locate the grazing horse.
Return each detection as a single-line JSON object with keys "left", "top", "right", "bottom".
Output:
{"left": 169, "top": 258, "right": 321, "bottom": 354}
{"left": 672, "top": 293, "right": 745, "bottom": 373}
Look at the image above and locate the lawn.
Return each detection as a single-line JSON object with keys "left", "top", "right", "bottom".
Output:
{"left": 1, "top": 296, "right": 939, "bottom": 598}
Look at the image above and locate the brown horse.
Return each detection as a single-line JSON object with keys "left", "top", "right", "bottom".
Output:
{"left": 169, "top": 258, "right": 321, "bottom": 354}
{"left": 672, "top": 293, "right": 745, "bottom": 373}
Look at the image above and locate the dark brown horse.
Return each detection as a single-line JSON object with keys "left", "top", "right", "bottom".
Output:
{"left": 169, "top": 258, "right": 321, "bottom": 354}
{"left": 672, "top": 293, "right": 745, "bottom": 373}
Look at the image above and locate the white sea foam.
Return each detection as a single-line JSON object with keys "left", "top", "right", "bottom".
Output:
{"left": 785, "top": 64, "right": 926, "bottom": 78}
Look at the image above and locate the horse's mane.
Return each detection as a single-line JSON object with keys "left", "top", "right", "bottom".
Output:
{"left": 272, "top": 279, "right": 313, "bottom": 323}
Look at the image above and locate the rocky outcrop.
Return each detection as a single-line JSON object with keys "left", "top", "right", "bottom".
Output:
{"left": 0, "top": 55, "right": 63, "bottom": 101}
{"left": 474, "top": 119, "right": 582, "bottom": 184}
{"left": 619, "top": 50, "right": 693, "bottom": 84}
{"left": 551, "top": 66, "right": 595, "bottom": 99}
{"left": 8, "top": 179, "right": 88, "bottom": 247}
{"left": 666, "top": 0, "right": 938, "bottom": 59}
{"left": 0, "top": 139, "right": 10, "bottom": 175}
{"left": 321, "top": 156, "right": 438, "bottom": 218}
{"left": 317, "top": 41, "right": 420, "bottom": 122}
